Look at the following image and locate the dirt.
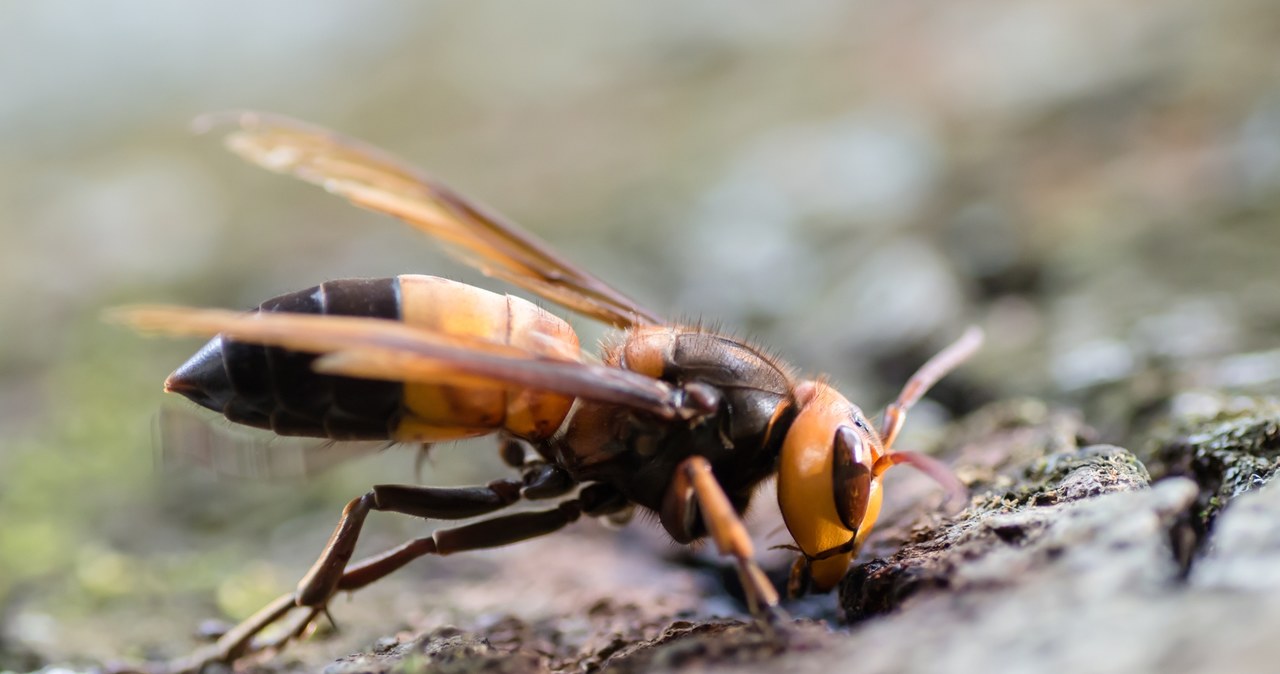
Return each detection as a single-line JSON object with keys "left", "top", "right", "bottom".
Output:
{"left": 321, "top": 615, "right": 830, "bottom": 674}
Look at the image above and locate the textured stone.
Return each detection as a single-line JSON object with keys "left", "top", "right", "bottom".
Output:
{"left": 296, "top": 399, "right": 1280, "bottom": 674}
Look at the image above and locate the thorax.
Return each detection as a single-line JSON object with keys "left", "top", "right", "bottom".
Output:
{"left": 554, "top": 326, "right": 798, "bottom": 514}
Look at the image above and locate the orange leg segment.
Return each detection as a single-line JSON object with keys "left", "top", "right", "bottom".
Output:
{"left": 665, "top": 456, "right": 784, "bottom": 622}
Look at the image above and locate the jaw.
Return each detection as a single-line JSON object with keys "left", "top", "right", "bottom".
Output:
{"left": 795, "top": 481, "right": 883, "bottom": 594}
{"left": 808, "top": 550, "right": 854, "bottom": 593}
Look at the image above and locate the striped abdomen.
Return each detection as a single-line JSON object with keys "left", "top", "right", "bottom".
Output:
{"left": 165, "top": 275, "right": 580, "bottom": 441}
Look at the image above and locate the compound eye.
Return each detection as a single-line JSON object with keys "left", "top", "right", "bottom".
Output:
{"left": 831, "top": 425, "right": 872, "bottom": 532}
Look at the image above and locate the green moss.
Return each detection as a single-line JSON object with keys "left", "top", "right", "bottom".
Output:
{"left": 1144, "top": 396, "right": 1280, "bottom": 528}
{"left": 976, "top": 446, "right": 1147, "bottom": 511}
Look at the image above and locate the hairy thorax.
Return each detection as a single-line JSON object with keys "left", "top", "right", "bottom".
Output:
{"left": 554, "top": 326, "right": 798, "bottom": 529}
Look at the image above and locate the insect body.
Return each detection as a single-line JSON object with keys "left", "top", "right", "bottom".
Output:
{"left": 120, "top": 112, "right": 980, "bottom": 673}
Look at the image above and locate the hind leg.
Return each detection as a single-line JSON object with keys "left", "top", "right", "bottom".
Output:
{"left": 160, "top": 492, "right": 586, "bottom": 673}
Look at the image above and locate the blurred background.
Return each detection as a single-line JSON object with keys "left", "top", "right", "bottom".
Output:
{"left": 2, "top": 0, "right": 1279, "bottom": 669}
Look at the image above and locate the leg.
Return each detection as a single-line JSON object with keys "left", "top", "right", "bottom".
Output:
{"left": 662, "top": 456, "right": 783, "bottom": 622}
{"left": 879, "top": 326, "right": 983, "bottom": 449}
{"left": 499, "top": 436, "right": 529, "bottom": 467}
{"left": 411, "top": 442, "right": 434, "bottom": 481}
{"left": 295, "top": 480, "right": 524, "bottom": 605}
{"left": 299, "top": 462, "right": 574, "bottom": 604}
{"left": 787, "top": 555, "right": 811, "bottom": 598}
{"left": 164, "top": 499, "right": 584, "bottom": 674}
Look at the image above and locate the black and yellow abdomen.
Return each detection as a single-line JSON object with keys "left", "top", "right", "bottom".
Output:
{"left": 165, "top": 275, "right": 580, "bottom": 442}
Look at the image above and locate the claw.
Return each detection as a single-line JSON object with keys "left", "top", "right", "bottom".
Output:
{"left": 748, "top": 604, "right": 794, "bottom": 648}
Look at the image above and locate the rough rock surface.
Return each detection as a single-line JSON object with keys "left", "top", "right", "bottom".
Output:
{"left": 1143, "top": 395, "right": 1280, "bottom": 530}
{"left": 156, "top": 397, "right": 1280, "bottom": 674}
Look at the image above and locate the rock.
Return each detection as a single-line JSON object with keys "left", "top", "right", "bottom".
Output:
{"left": 237, "top": 397, "right": 1280, "bottom": 674}
{"left": 816, "top": 398, "right": 1280, "bottom": 674}
{"left": 842, "top": 441, "right": 1159, "bottom": 621}
{"left": 1143, "top": 395, "right": 1280, "bottom": 530}
{"left": 1191, "top": 481, "right": 1280, "bottom": 592}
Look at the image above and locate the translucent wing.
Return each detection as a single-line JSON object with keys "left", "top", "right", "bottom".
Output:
{"left": 194, "top": 111, "right": 661, "bottom": 329}
{"left": 115, "top": 306, "right": 696, "bottom": 421}
{"left": 154, "top": 405, "right": 391, "bottom": 481}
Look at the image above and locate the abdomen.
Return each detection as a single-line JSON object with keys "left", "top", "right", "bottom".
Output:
{"left": 165, "top": 275, "right": 580, "bottom": 441}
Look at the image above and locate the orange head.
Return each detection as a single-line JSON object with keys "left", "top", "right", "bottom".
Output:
{"left": 775, "top": 381, "right": 887, "bottom": 593}
{"left": 774, "top": 327, "right": 980, "bottom": 594}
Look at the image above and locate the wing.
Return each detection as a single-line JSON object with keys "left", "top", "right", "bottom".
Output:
{"left": 114, "top": 306, "right": 697, "bottom": 422}
{"left": 154, "top": 405, "right": 391, "bottom": 481}
{"left": 193, "top": 111, "right": 661, "bottom": 329}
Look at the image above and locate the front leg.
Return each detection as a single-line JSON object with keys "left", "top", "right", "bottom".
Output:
{"left": 661, "top": 456, "right": 784, "bottom": 622}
